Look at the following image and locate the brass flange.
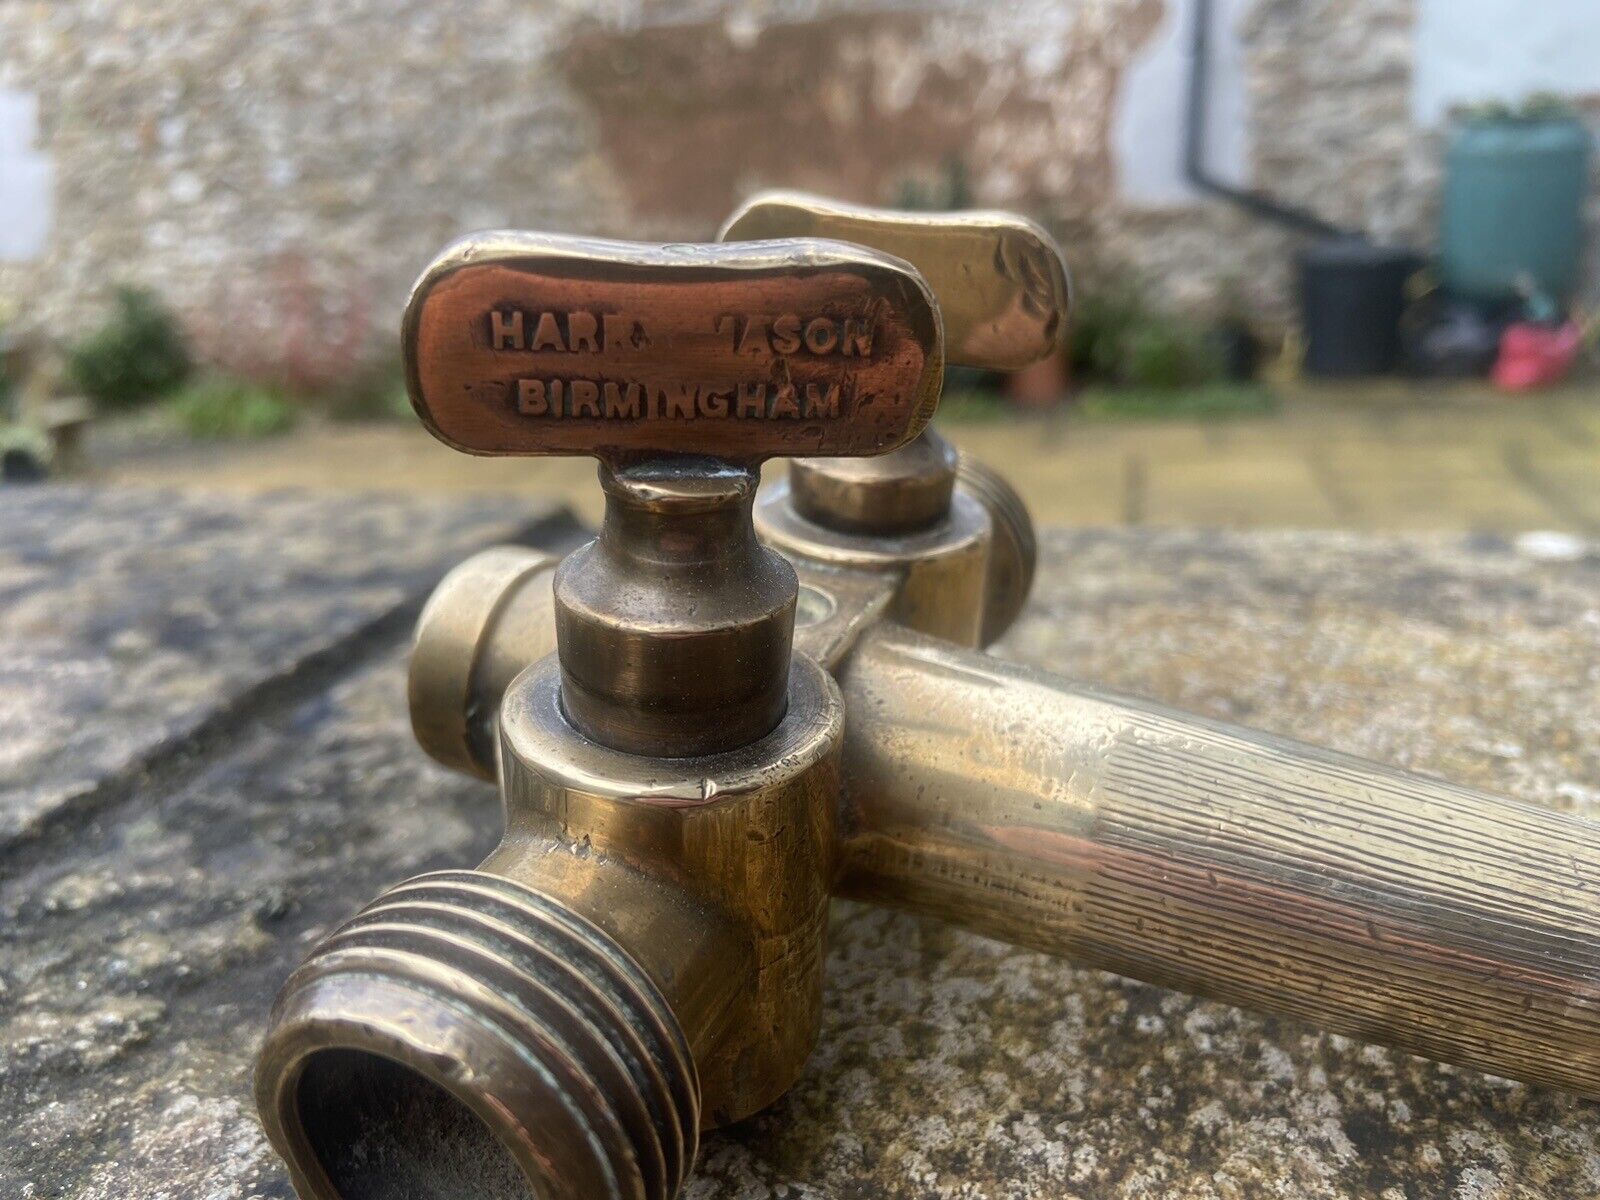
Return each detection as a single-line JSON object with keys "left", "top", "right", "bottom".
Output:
{"left": 756, "top": 439, "right": 995, "bottom": 648}
{"left": 789, "top": 424, "right": 959, "bottom": 534}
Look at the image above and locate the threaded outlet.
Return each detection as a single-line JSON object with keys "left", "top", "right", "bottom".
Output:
{"left": 256, "top": 870, "right": 699, "bottom": 1200}
{"left": 955, "top": 453, "right": 1037, "bottom": 645}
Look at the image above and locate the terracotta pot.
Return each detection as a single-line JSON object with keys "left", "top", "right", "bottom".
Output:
{"left": 1005, "top": 354, "right": 1068, "bottom": 408}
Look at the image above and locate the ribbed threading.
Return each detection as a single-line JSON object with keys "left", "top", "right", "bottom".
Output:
{"left": 268, "top": 870, "right": 699, "bottom": 1200}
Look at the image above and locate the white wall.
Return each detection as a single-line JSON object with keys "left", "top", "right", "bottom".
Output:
{"left": 1414, "top": 0, "right": 1600, "bottom": 126}
{"left": 1113, "top": 0, "right": 1251, "bottom": 206}
{"left": 0, "top": 88, "right": 52, "bottom": 262}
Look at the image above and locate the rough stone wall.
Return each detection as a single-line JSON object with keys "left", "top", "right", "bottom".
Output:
{"left": 0, "top": 0, "right": 1582, "bottom": 377}
{"left": 0, "top": 1, "right": 616, "bottom": 381}
{"left": 1090, "top": 0, "right": 1421, "bottom": 328}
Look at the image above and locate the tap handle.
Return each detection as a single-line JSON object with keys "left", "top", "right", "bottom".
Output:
{"left": 402, "top": 232, "right": 944, "bottom": 463}
{"left": 720, "top": 191, "right": 1070, "bottom": 372}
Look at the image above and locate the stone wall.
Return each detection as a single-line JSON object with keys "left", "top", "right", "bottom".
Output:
{"left": 0, "top": 0, "right": 1591, "bottom": 379}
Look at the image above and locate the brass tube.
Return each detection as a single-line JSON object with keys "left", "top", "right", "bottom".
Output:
{"left": 834, "top": 621, "right": 1600, "bottom": 1096}
{"left": 408, "top": 547, "right": 1600, "bottom": 1099}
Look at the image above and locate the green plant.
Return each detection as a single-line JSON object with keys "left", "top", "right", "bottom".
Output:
{"left": 0, "top": 421, "right": 51, "bottom": 459}
{"left": 1067, "top": 281, "right": 1226, "bottom": 389}
{"left": 893, "top": 158, "right": 974, "bottom": 212}
{"left": 168, "top": 376, "right": 297, "bottom": 439}
{"left": 1066, "top": 284, "right": 1148, "bottom": 381}
{"left": 317, "top": 367, "right": 413, "bottom": 422}
{"left": 68, "top": 287, "right": 191, "bottom": 410}
{"left": 0, "top": 349, "right": 13, "bottom": 422}
{"left": 936, "top": 387, "right": 1010, "bottom": 423}
{"left": 0, "top": 421, "right": 52, "bottom": 482}
{"left": 1076, "top": 382, "right": 1277, "bottom": 422}
{"left": 1120, "top": 319, "right": 1225, "bottom": 389}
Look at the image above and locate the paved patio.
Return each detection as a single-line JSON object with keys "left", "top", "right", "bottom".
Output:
{"left": 960, "top": 384, "right": 1600, "bottom": 535}
{"left": 97, "top": 384, "right": 1600, "bottom": 536}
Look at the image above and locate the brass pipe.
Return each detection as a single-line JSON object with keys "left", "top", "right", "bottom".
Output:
{"left": 408, "top": 545, "right": 562, "bottom": 779}
{"left": 409, "top": 556, "right": 1600, "bottom": 1099}
{"left": 835, "top": 621, "right": 1600, "bottom": 1097}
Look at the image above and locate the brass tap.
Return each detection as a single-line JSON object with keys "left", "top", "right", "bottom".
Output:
{"left": 256, "top": 229, "right": 941, "bottom": 1199}
{"left": 256, "top": 200, "right": 1600, "bottom": 1200}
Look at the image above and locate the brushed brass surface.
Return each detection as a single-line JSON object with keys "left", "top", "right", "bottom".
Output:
{"left": 835, "top": 621, "right": 1600, "bottom": 1098}
{"left": 789, "top": 427, "right": 960, "bottom": 535}
{"left": 719, "top": 191, "right": 1070, "bottom": 372}
{"left": 408, "top": 544, "right": 560, "bottom": 778}
{"left": 403, "top": 231, "right": 943, "bottom": 461}
{"left": 553, "top": 458, "right": 796, "bottom": 757}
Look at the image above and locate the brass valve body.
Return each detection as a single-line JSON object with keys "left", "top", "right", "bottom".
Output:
{"left": 256, "top": 199, "right": 1600, "bottom": 1200}
{"left": 257, "top": 651, "right": 841, "bottom": 1200}
{"left": 257, "top": 224, "right": 945, "bottom": 1200}
{"left": 492, "top": 653, "right": 841, "bottom": 1123}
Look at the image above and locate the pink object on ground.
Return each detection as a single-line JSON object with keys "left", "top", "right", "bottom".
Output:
{"left": 1492, "top": 321, "right": 1582, "bottom": 391}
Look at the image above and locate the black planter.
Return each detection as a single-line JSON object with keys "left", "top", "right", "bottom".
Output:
{"left": 1299, "top": 239, "right": 1421, "bottom": 378}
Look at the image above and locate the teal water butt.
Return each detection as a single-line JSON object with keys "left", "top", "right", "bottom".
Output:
{"left": 1441, "top": 116, "right": 1592, "bottom": 302}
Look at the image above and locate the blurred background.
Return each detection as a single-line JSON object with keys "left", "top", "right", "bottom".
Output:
{"left": 1, "top": 0, "right": 1596, "bottom": 536}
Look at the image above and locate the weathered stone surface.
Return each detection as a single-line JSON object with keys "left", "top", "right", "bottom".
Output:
{"left": 0, "top": 483, "right": 576, "bottom": 846}
{"left": 4, "top": 510, "right": 1599, "bottom": 1198}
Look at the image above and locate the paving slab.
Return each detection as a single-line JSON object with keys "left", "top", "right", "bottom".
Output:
{"left": 96, "top": 392, "right": 1600, "bottom": 537}
{"left": 0, "top": 484, "right": 580, "bottom": 848}
{"left": 4, "top": 491, "right": 1600, "bottom": 1198}
{"left": 1142, "top": 453, "right": 1341, "bottom": 528}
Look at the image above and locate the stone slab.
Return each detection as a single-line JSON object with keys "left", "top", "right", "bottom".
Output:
{"left": 4, "top": 510, "right": 1600, "bottom": 1198}
{"left": 0, "top": 484, "right": 579, "bottom": 848}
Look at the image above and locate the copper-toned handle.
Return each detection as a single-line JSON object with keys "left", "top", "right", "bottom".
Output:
{"left": 403, "top": 231, "right": 943, "bottom": 461}
{"left": 835, "top": 622, "right": 1600, "bottom": 1096}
